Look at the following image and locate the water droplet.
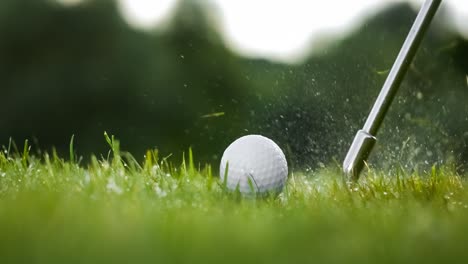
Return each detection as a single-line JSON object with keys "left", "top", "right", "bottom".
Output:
{"left": 106, "top": 178, "right": 123, "bottom": 194}
{"left": 416, "top": 92, "right": 423, "bottom": 100}
{"left": 154, "top": 185, "right": 168, "bottom": 198}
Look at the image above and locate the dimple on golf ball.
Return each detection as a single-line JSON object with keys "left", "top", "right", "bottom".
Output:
{"left": 220, "top": 135, "right": 288, "bottom": 195}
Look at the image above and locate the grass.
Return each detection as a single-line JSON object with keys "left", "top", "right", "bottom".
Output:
{"left": 1, "top": 136, "right": 468, "bottom": 264}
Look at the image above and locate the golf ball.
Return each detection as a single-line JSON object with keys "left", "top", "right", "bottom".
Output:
{"left": 220, "top": 135, "right": 288, "bottom": 195}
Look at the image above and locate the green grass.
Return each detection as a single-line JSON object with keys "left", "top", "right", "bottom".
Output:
{"left": 1, "top": 137, "right": 468, "bottom": 264}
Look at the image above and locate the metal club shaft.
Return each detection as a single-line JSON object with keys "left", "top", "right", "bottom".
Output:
{"left": 343, "top": 0, "right": 442, "bottom": 181}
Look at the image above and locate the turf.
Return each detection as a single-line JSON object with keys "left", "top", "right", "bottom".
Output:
{"left": 1, "top": 137, "right": 467, "bottom": 264}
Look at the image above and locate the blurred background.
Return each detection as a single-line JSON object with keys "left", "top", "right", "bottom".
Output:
{"left": 0, "top": 0, "right": 467, "bottom": 172}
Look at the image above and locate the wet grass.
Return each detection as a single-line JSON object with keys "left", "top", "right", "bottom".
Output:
{"left": 0, "top": 137, "right": 467, "bottom": 264}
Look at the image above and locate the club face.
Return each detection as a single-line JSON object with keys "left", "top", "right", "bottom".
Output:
{"left": 343, "top": 130, "right": 376, "bottom": 181}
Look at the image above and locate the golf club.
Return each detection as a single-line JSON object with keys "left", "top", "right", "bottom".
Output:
{"left": 343, "top": 0, "right": 442, "bottom": 181}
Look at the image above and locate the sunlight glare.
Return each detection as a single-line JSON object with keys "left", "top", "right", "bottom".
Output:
{"left": 213, "top": 0, "right": 396, "bottom": 63}
{"left": 118, "top": 0, "right": 178, "bottom": 30}
{"left": 117, "top": 0, "right": 468, "bottom": 62}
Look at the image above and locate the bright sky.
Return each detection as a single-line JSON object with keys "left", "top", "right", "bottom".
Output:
{"left": 114, "top": 0, "right": 468, "bottom": 63}
{"left": 118, "top": 0, "right": 179, "bottom": 29}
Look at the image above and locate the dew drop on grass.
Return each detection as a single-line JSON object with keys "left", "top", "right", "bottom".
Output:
{"left": 106, "top": 178, "right": 123, "bottom": 194}
{"left": 102, "top": 162, "right": 110, "bottom": 170}
{"left": 84, "top": 173, "right": 90, "bottom": 184}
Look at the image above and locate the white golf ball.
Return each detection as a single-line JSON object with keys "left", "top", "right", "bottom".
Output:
{"left": 220, "top": 135, "right": 288, "bottom": 195}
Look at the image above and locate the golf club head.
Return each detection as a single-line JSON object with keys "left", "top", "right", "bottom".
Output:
{"left": 342, "top": 0, "right": 441, "bottom": 181}
{"left": 343, "top": 130, "right": 376, "bottom": 181}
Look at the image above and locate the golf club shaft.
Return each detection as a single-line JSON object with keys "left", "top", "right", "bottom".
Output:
{"left": 343, "top": 0, "right": 442, "bottom": 180}
{"left": 364, "top": 0, "right": 442, "bottom": 135}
